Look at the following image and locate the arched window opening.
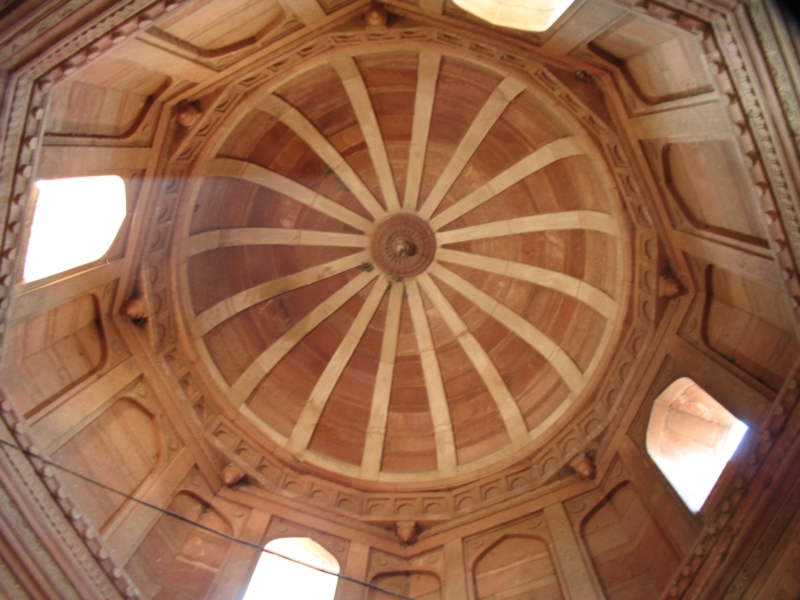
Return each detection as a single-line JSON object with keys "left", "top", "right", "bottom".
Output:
{"left": 24, "top": 176, "right": 126, "bottom": 282}
{"left": 646, "top": 378, "right": 748, "bottom": 512}
{"left": 243, "top": 537, "right": 339, "bottom": 600}
{"left": 451, "top": 0, "right": 577, "bottom": 32}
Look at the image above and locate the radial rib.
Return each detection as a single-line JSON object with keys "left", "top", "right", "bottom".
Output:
{"left": 430, "top": 263, "right": 586, "bottom": 389}
{"left": 286, "top": 277, "right": 389, "bottom": 458}
{"left": 186, "top": 228, "right": 366, "bottom": 257}
{"left": 203, "top": 157, "right": 374, "bottom": 232}
{"left": 195, "top": 251, "right": 368, "bottom": 335}
{"left": 332, "top": 55, "right": 400, "bottom": 211}
{"left": 261, "top": 95, "right": 386, "bottom": 220}
{"left": 437, "top": 248, "right": 617, "bottom": 319}
{"left": 406, "top": 278, "right": 458, "bottom": 473}
{"left": 435, "top": 210, "right": 617, "bottom": 245}
{"left": 428, "top": 136, "right": 585, "bottom": 231}
{"left": 228, "top": 269, "right": 379, "bottom": 407}
{"left": 418, "top": 76, "right": 527, "bottom": 220}
{"left": 361, "top": 282, "right": 404, "bottom": 478}
{"left": 404, "top": 51, "right": 441, "bottom": 210}
{"left": 417, "top": 273, "right": 529, "bottom": 441}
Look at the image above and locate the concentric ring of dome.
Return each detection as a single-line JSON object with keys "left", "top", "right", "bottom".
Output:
{"left": 177, "top": 47, "right": 629, "bottom": 485}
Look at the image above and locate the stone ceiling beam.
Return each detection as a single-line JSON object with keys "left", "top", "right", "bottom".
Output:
{"left": 406, "top": 278, "right": 458, "bottom": 473}
{"left": 404, "top": 50, "right": 441, "bottom": 211}
{"left": 277, "top": 0, "right": 326, "bottom": 24}
{"left": 418, "top": 76, "right": 527, "bottom": 220}
{"left": 672, "top": 229, "right": 782, "bottom": 290}
{"left": 260, "top": 96, "right": 386, "bottom": 220}
{"left": 194, "top": 251, "right": 369, "bottom": 336}
{"left": 332, "top": 55, "right": 401, "bottom": 212}
{"left": 361, "top": 282, "right": 403, "bottom": 479}
{"left": 286, "top": 277, "right": 388, "bottom": 458}
{"left": 227, "top": 269, "right": 379, "bottom": 406}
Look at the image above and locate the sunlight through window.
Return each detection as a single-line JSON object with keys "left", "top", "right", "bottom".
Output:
{"left": 243, "top": 537, "right": 339, "bottom": 600}
{"left": 646, "top": 378, "right": 748, "bottom": 513}
{"left": 24, "top": 176, "right": 126, "bottom": 282}
{"left": 452, "top": 0, "right": 577, "bottom": 32}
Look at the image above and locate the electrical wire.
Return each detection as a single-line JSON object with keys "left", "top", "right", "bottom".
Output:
{"left": 0, "top": 437, "right": 417, "bottom": 600}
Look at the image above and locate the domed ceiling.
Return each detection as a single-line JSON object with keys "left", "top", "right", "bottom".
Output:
{"left": 175, "top": 47, "right": 631, "bottom": 486}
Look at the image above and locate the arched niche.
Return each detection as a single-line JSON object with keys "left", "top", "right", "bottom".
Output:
{"left": 581, "top": 482, "right": 681, "bottom": 599}
{"left": 588, "top": 15, "right": 713, "bottom": 105}
{"left": 1, "top": 292, "right": 107, "bottom": 416}
{"left": 703, "top": 266, "right": 798, "bottom": 392}
{"left": 44, "top": 57, "right": 170, "bottom": 139}
{"left": 244, "top": 537, "right": 339, "bottom": 600}
{"left": 646, "top": 377, "right": 748, "bottom": 512}
{"left": 368, "top": 571, "right": 441, "bottom": 600}
{"left": 473, "top": 535, "right": 563, "bottom": 599}
{"left": 52, "top": 396, "right": 161, "bottom": 531}
{"left": 126, "top": 489, "right": 234, "bottom": 599}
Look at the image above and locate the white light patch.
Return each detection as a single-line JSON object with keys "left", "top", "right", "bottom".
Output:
{"left": 24, "top": 176, "right": 126, "bottom": 282}
{"left": 243, "top": 538, "right": 339, "bottom": 600}
{"left": 652, "top": 419, "right": 748, "bottom": 513}
{"left": 452, "top": 0, "right": 576, "bottom": 32}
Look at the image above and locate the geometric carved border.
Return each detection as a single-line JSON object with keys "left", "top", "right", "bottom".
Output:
{"left": 0, "top": 394, "right": 143, "bottom": 599}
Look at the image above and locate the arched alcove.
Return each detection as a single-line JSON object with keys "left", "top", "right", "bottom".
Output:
{"left": 52, "top": 397, "right": 160, "bottom": 531}
{"left": 1, "top": 292, "right": 107, "bottom": 415}
{"left": 646, "top": 377, "right": 748, "bottom": 512}
{"left": 23, "top": 175, "right": 127, "bottom": 282}
{"left": 368, "top": 571, "right": 441, "bottom": 599}
{"left": 126, "top": 488, "right": 234, "bottom": 599}
{"left": 581, "top": 482, "right": 680, "bottom": 599}
{"left": 473, "top": 535, "right": 563, "bottom": 599}
{"left": 243, "top": 537, "right": 339, "bottom": 600}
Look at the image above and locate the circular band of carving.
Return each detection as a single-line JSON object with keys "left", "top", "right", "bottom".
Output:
{"left": 370, "top": 213, "right": 436, "bottom": 278}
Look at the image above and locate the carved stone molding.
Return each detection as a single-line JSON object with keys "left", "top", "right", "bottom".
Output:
{"left": 662, "top": 365, "right": 800, "bottom": 598}
{"left": 743, "top": 0, "right": 800, "bottom": 146}
{"left": 723, "top": 472, "right": 800, "bottom": 598}
{"left": 0, "top": 394, "right": 143, "bottom": 599}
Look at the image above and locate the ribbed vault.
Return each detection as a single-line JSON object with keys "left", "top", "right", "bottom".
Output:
{"left": 177, "top": 47, "right": 629, "bottom": 484}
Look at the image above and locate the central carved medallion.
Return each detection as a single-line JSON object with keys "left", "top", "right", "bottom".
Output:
{"left": 369, "top": 213, "right": 436, "bottom": 278}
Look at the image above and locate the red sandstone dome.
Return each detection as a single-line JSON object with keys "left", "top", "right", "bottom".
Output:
{"left": 176, "top": 48, "right": 631, "bottom": 486}
{"left": 3, "top": 0, "right": 798, "bottom": 597}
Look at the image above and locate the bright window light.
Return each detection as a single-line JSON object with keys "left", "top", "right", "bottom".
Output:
{"left": 24, "top": 176, "right": 126, "bottom": 282}
{"left": 452, "top": 0, "right": 577, "bottom": 32}
{"left": 646, "top": 378, "right": 748, "bottom": 513}
{"left": 243, "top": 537, "right": 339, "bottom": 600}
